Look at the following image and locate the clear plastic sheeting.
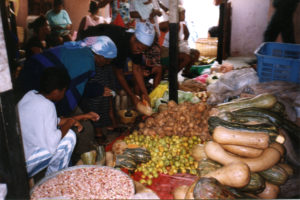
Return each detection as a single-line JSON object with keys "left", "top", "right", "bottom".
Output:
{"left": 246, "top": 81, "right": 300, "bottom": 122}
{"left": 207, "top": 68, "right": 259, "bottom": 105}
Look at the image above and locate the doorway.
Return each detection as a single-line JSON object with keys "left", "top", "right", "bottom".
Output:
{"left": 183, "top": 1, "right": 219, "bottom": 49}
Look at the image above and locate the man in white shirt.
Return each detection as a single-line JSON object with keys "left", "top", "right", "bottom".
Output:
{"left": 18, "top": 67, "right": 99, "bottom": 177}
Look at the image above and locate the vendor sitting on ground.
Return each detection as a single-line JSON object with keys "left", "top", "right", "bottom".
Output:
{"left": 46, "top": 0, "right": 73, "bottom": 45}
{"left": 17, "top": 67, "right": 100, "bottom": 178}
{"left": 24, "top": 15, "right": 52, "bottom": 59}
{"left": 80, "top": 22, "right": 156, "bottom": 106}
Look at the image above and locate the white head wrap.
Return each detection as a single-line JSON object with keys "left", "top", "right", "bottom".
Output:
{"left": 82, "top": 36, "right": 117, "bottom": 58}
{"left": 134, "top": 22, "right": 155, "bottom": 47}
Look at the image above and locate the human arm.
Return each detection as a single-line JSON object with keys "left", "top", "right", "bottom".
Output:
{"left": 77, "top": 17, "right": 87, "bottom": 40}
{"left": 30, "top": 47, "right": 43, "bottom": 55}
{"left": 144, "top": 0, "right": 152, "bottom": 5}
{"left": 132, "top": 63, "right": 150, "bottom": 104}
{"left": 158, "top": 0, "right": 169, "bottom": 12}
{"left": 130, "top": 11, "right": 142, "bottom": 19}
{"left": 63, "top": 10, "right": 72, "bottom": 30}
{"left": 183, "top": 23, "right": 189, "bottom": 40}
{"left": 113, "top": 66, "right": 140, "bottom": 106}
{"left": 59, "top": 118, "right": 82, "bottom": 137}
{"left": 98, "top": 0, "right": 113, "bottom": 8}
{"left": 71, "top": 112, "right": 100, "bottom": 122}
{"left": 159, "top": 21, "right": 169, "bottom": 32}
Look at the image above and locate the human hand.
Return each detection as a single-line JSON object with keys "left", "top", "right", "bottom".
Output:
{"left": 131, "top": 95, "right": 140, "bottom": 107}
{"left": 142, "top": 94, "right": 151, "bottom": 106}
{"left": 53, "top": 25, "right": 64, "bottom": 30}
{"left": 152, "top": 9, "right": 162, "bottom": 17}
{"left": 72, "top": 119, "right": 83, "bottom": 132}
{"left": 103, "top": 87, "right": 113, "bottom": 97}
{"left": 85, "top": 112, "right": 100, "bottom": 121}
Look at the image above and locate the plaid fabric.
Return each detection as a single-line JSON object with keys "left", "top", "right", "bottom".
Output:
{"left": 144, "top": 36, "right": 161, "bottom": 67}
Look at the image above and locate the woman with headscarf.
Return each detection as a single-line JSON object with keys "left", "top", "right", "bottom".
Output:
{"left": 79, "top": 36, "right": 119, "bottom": 144}
{"left": 24, "top": 15, "right": 52, "bottom": 59}
{"left": 17, "top": 36, "right": 118, "bottom": 158}
{"left": 81, "top": 22, "right": 156, "bottom": 108}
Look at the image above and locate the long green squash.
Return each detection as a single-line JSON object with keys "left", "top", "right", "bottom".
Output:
{"left": 218, "top": 112, "right": 272, "bottom": 124}
{"left": 208, "top": 117, "right": 279, "bottom": 143}
{"left": 217, "top": 93, "right": 277, "bottom": 112}
{"left": 233, "top": 107, "right": 300, "bottom": 150}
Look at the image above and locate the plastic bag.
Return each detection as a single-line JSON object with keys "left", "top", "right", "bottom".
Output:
{"left": 149, "top": 82, "right": 168, "bottom": 107}
{"left": 160, "top": 90, "right": 200, "bottom": 105}
{"left": 207, "top": 68, "right": 259, "bottom": 105}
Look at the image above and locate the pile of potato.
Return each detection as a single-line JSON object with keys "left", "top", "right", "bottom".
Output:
{"left": 138, "top": 101, "right": 211, "bottom": 141}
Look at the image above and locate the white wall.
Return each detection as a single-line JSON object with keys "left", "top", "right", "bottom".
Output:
{"left": 230, "top": 0, "right": 270, "bottom": 56}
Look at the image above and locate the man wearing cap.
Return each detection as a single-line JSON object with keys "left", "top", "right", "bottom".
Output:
{"left": 81, "top": 22, "right": 156, "bottom": 107}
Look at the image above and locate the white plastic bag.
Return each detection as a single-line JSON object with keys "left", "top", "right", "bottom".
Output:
{"left": 207, "top": 68, "right": 259, "bottom": 104}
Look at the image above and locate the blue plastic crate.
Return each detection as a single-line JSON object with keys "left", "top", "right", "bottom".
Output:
{"left": 254, "top": 42, "right": 300, "bottom": 84}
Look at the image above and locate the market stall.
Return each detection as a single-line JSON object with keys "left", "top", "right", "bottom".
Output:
{"left": 26, "top": 40, "right": 300, "bottom": 199}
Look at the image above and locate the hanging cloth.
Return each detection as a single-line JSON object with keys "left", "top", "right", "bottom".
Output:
{"left": 111, "top": 0, "right": 125, "bottom": 27}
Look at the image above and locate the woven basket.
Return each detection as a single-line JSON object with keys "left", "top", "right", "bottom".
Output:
{"left": 195, "top": 37, "right": 218, "bottom": 58}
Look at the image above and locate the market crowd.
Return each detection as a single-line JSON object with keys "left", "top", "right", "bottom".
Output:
{"left": 16, "top": 0, "right": 202, "bottom": 180}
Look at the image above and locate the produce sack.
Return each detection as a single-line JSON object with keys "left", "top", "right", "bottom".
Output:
{"left": 207, "top": 68, "right": 259, "bottom": 105}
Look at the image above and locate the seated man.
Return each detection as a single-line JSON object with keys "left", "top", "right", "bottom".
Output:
{"left": 17, "top": 67, "right": 99, "bottom": 177}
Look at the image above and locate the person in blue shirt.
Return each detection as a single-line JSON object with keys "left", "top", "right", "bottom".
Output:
{"left": 46, "top": 0, "right": 72, "bottom": 44}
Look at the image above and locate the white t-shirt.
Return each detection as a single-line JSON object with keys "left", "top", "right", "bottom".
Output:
{"left": 18, "top": 90, "right": 62, "bottom": 160}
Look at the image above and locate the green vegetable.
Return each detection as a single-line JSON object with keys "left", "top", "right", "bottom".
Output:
{"left": 197, "top": 159, "right": 222, "bottom": 176}
{"left": 217, "top": 93, "right": 277, "bottom": 112}
{"left": 208, "top": 116, "right": 279, "bottom": 142}
{"left": 122, "top": 148, "right": 151, "bottom": 164}
{"left": 115, "top": 154, "right": 137, "bottom": 171}
{"left": 258, "top": 165, "right": 289, "bottom": 186}
{"left": 240, "top": 172, "right": 265, "bottom": 194}
{"left": 193, "top": 177, "right": 236, "bottom": 199}
{"left": 218, "top": 112, "right": 272, "bottom": 124}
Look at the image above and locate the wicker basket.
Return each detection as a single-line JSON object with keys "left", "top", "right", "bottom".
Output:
{"left": 195, "top": 37, "right": 218, "bottom": 58}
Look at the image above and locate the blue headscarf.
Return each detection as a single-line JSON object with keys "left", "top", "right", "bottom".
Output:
{"left": 83, "top": 36, "right": 117, "bottom": 59}
{"left": 63, "top": 36, "right": 117, "bottom": 59}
